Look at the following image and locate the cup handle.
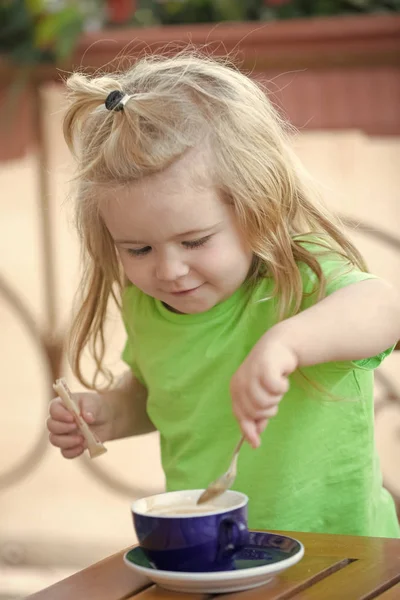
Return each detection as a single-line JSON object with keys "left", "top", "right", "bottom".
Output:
{"left": 217, "top": 517, "right": 249, "bottom": 560}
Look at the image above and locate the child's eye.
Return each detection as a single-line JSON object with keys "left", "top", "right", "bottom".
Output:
{"left": 182, "top": 235, "right": 212, "bottom": 249}
{"left": 127, "top": 246, "right": 151, "bottom": 257}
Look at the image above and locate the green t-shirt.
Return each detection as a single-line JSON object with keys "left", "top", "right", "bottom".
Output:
{"left": 122, "top": 248, "right": 399, "bottom": 538}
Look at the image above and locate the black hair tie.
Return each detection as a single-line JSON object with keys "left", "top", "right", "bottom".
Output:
{"left": 105, "top": 90, "right": 126, "bottom": 112}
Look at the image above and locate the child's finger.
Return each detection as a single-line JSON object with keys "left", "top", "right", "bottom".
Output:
{"left": 260, "top": 372, "right": 290, "bottom": 396}
{"left": 252, "top": 405, "right": 279, "bottom": 421}
{"left": 49, "top": 398, "right": 75, "bottom": 423}
{"left": 241, "top": 419, "right": 260, "bottom": 449}
{"left": 61, "top": 446, "right": 85, "bottom": 459}
{"left": 256, "top": 418, "right": 268, "bottom": 435}
{"left": 80, "top": 409, "right": 95, "bottom": 424}
{"left": 46, "top": 417, "right": 77, "bottom": 435}
{"left": 49, "top": 433, "right": 84, "bottom": 450}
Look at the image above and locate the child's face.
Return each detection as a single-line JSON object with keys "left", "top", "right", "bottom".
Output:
{"left": 100, "top": 153, "right": 253, "bottom": 314}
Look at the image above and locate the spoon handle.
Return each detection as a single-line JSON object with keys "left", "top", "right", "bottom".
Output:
{"left": 228, "top": 435, "right": 245, "bottom": 477}
{"left": 232, "top": 435, "right": 245, "bottom": 458}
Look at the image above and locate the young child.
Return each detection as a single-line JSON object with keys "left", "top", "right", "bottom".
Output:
{"left": 47, "top": 52, "right": 400, "bottom": 538}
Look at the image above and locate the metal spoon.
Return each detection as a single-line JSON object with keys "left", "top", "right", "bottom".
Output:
{"left": 197, "top": 435, "right": 245, "bottom": 505}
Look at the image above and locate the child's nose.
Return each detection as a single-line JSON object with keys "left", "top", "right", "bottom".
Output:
{"left": 156, "top": 256, "right": 189, "bottom": 281}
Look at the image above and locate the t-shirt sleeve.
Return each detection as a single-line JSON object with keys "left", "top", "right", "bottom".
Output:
{"left": 121, "top": 338, "right": 145, "bottom": 384}
{"left": 298, "top": 243, "right": 394, "bottom": 370}
{"left": 121, "top": 286, "right": 146, "bottom": 385}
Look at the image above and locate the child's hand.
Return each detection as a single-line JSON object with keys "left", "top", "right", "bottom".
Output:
{"left": 231, "top": 333, "right": 298, "bottom": 448}
{"left": 47, "top": 392, "right": 113, "bottom": 459}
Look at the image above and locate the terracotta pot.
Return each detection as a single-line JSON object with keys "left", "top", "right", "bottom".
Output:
{"left": 0, "top": 81, "right": 35, "bottom": 162}
{"left": 107, "top": 0, "right": 136, "bottom": 24}
{"left": 74, "top": 14, "right": 400, "bottom": 135}
{"left": 0, "top": 13, "right": 398, "bottom": 153}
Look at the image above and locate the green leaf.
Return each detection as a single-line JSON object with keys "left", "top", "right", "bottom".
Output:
{"left": 0, "top": 0, "right": 32, "bottom": 45}
{"left": 165, "top": 1, "right": 188, "bottom": 17}
{"left": 134, "top": 8, "right": 159, "bottom": 26}
{"left": 25, "top": 0, "right": 44, "bottom": 17}
{"left": 54, "top": 17, "right": 83, "bottom": 61}
{"left": 35, "top": 14, "right": 59, "bottom": 46}
{"left": 214, "top": 0, "right": 247, "bottom": 21}
{"left": 34, "top": 5, "right": 83, "bottom": 52}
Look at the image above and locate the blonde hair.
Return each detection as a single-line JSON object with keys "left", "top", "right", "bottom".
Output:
{"left": 63, "top": 51, "right": 367, "bottom": 390}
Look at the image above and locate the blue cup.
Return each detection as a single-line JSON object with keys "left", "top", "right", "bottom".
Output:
{"left": 131, "top": 489, "right": 249, "bottom": 572}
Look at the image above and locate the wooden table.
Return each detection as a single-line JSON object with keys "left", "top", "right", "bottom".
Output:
{"left": 28, "top": 530, "right": 400, "bottom": 599}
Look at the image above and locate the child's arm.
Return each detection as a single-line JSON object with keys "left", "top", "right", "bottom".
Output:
{"left": 272, "top": 278, "right": 400, "bottom": 366}
{"left": 47, "top": 371, "right": 154, "bottom": 459}
{"left": 107, "top": 370, "right": 154, "bottom": 441}
{"left": 231, "top": 278, "right": 400, "bottom": 448}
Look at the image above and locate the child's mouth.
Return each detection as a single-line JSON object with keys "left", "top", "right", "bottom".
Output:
{"left": 170, "top": 285, "right": 202, "bottom": 296}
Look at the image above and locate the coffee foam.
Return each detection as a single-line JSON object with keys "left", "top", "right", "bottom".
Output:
{"left": 146, "top": 503, "right": 218, "bottom": 516}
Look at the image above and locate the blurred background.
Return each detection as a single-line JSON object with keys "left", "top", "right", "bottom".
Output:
{"left": 1, "top": 1, "right": 399, "bottom": 597}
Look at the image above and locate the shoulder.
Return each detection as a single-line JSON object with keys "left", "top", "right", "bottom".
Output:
{"left": 122, "top": 284, "right": 140, "bottom": 314}
{"left": 293, "top": 234, "right": 375, "bottom": 298}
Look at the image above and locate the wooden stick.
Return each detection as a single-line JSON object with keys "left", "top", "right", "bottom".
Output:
{"left": 53, "top": 378, "right": 107, "bottom": 459}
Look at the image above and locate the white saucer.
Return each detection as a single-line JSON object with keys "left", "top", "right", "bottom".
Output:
{"left": 123, "top": 531, "right": 304, "bottom": 593}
